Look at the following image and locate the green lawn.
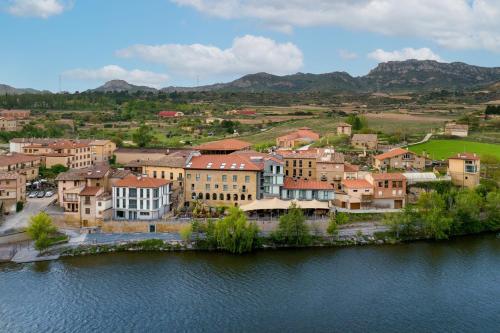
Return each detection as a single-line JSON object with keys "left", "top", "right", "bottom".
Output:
{"left": 409, "top": 139, "right": 500, "bottom": 160}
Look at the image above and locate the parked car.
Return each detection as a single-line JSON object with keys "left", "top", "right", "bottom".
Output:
{"left": 45, "top": 191, "right": 54, "bottom": 197}
{"left": 36, "top": 191, "right": 45, "bottom": 198}
{"left": 28, "top": 191, "right": 38, "bottom": 198}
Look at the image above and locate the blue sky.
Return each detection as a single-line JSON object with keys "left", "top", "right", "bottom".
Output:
{"left": 1, "top": 0, "right": 500, "bottom": 92}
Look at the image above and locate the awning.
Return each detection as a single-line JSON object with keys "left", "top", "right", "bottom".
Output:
{"left": 240, "top": 198, "right": 330, "bottom": 212}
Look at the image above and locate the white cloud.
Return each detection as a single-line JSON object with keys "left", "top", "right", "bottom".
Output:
{"left": 116, "top": 35, "right": 303, "bottom": 77}
{"left": 338, "top": 49, "right": 358, "bottom": 60}
{"left": 62, "top": 65, "right": 169, "bottom": 88}
{"left": 7, "top": 0, "right": 68, "bottom": 18}
{"left": 172, "top": 0, "right": 500, "bottom": 52}
{"left": 368, "top": 48, "right": 442, "bottom": 63}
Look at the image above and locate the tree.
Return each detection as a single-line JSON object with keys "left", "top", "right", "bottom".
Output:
{"left": 273, "top": 203, "right": 311, "bottom": 246}
{"left": 27, "top": 212, "right": 57, "bottom": 251}
{"left": 417, "top": 192, "right": 452, "bottom": 240}
{"left": 383, "top": 205, "right": 420, "bottom": 238}
{"left": 450, "top": 189, "right": 483, "bottom": 234}
{"left": 132, "top": 124, "right": 154, "bottom": 147}
{"left": 214, "top": 207, "right": 259, "bottom": 254}
{"left": 484, "top": 191, "right": 500, "bottom": 231}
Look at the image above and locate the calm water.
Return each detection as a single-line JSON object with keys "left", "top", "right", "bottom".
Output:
{"left": 1, "top": 235, "right": 499, "bottom": 333}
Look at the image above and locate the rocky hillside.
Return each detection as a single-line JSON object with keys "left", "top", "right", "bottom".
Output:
{"left": 0, "top": 84, "right": 46, "bottom": 95}
{"left": 91, "top": 80, "right": 158, "bottom": 93}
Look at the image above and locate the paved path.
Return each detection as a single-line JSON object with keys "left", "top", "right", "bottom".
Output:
{"left": 83, "top": 232, "right": 182, "bottom": 245}
{"left": 0, "top": 196, "right": 55, "bottom": 233}
{"left": 406, "top": 132, "right": 433, "bottom": 147}
{"left": 10, "top": 242, "right": 59, "bottom": 263}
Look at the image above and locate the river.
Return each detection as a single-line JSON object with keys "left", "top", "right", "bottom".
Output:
{"left": 1, "top": 234, "right": 499, "bottom": 333}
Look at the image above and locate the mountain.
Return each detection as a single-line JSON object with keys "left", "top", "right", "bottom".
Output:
{"left": 362, "top": 60, "right": 500, "bottom": 92}
{"left": 91, "top": 80, "right": 158, "bottom": 93}
{"left": 0, "top": 83, "right": 47, "bottom": 95}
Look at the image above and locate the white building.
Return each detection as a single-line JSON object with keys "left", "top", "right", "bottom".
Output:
{"left": 112, "top": 174, "right": 172, "bottom": 221}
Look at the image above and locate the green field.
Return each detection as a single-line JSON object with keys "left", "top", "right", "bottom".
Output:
{"left": 409, "top": 139, "right": 500, "bottom": 160}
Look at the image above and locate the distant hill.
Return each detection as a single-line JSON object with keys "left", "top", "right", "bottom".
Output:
{"left": 0, "top": 83, "right": 47, "bottom": 95}
{"left": 162, "top": 60, "right": 500, "bottom": 93}
{"left": 91, "top": 80, "right": 158, "bottom": 93}
{"left": 4, "top": 60, "right": 500, "bottom": 95}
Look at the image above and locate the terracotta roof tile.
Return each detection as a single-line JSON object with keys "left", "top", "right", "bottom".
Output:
{"left": 186, "top": 154, "right": 263, "bottom": 171}
{"left": 0, "top": 153, "right": 40, "bottom": 167}
{"left": 344, "top": 163, "right": 359, "bottom": 172}
{"left": 371, "top": 173, "right": 406, "bottom": 180}
{"left": 342, "top": 179, "right": 372, "bottom": 189}
{"left": 284, "top": 177, "right": 334, "bottom": 190}
{"left": 79, "top": 186, "right": 101, "bottom": 196}
{"left": 448, "top": 152, "right": 480, "bottom": 160}
{"left": 114, "top": 174, "right": 170, "bottom": 188}
{"left": 374, "top": 148, "right": 413, "bottom": 160}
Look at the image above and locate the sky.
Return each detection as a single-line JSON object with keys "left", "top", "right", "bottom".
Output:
{"left": 1, "top": 0, "right": 500, "bottom": 92}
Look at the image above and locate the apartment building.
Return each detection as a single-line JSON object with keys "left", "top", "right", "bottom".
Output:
{"left": 193, "top": 138, "right": 252, "bottom": 155}
{"left": 281, "top": 178, "right": 335, "bottom": 201}
{"left": 373, "top": 148, "right": 426, "bottom": 171}
{"left": 112, "top": 175, "right": 172, "bottom": 221}
{"left": 281, "top": 149, "right": 318, "bottom": 180}
{"left": 23, "top": 140, "right": 92, "bottom": 169}
{"left": 9, "top": 138, "right": 59, "bottom": 153}
{"left": 0, "top": 153, "right": 41, "bottom": 181}
{"left": 231, "top": 150, "right": 285, "bottom": 199}
{"left": 448, "top": 153, "right": 480, "bottom": 188}
{"left": 0, "top": 172, "right": 26, "bottom": 214}
{"left": 90, "top": 140, "right": 116, "bottom": 163}
{"left": 351, "top": 134, "right": 378, "bottom": 150}
{"left": 184, "top": 154, "right": 262, "bottom": 207}
{"left": 337, "top": 179, "right": 373, "bottom": 210}
{"left": 336, "top": 123, "right": 352, "bottom": 136}
{"left": 365, "top": 173, "right": 406, "bottom": 209}
{"left": 316, "top": 150, "right": 345, "bottom": 188}
{"left": 0, "top": 117, "right": 17, "bottom": 132}
{"left": 276, "top": 127, "right": 320, "bottom": 148}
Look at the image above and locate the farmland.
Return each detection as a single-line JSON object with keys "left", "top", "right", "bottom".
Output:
{"left": 409, "top": 139, "right": 500, "bottom": 160}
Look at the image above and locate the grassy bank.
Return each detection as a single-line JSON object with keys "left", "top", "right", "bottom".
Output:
{"left": 409, "top": 139, "right": 500, "bottom": 160}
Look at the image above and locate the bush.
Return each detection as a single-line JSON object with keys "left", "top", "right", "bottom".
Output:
{"left": 26, "top": 212, "right": 58, "bottom": 251}
{"left": 272, "top": 202, "right": 311, "bottom": 246}
{"left": 180, "top": 224, "right": 193, "bottom": 242}
{"left": 214, "top": 207, "right": 259, "bottom": 254}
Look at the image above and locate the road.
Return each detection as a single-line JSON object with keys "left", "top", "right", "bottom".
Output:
{"left": 0, "top": 196, "right": 55, "bottom": 233}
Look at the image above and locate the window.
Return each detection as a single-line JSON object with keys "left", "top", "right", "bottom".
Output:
{"left": 116, "top": 210, "right": 125, "bottom": 218}
{"left": 223, "top": 184, "right": 228, "bottom": 191}
{"left": 207, "top": 175, "right": 212, "bottom": 181}
{"left": 153, "top": 189, "right": 159, "bottom": 197}
{"left": 214, "top": 184, "right": 219, "bottom": 189}
{"left": 84, "top": 197, "right": 91, "bottom": 205}
{"left": 285, "top": 161, "right": 289, "bottom": 167}
{"left": 308, "top": 161, "right": 312, "bottom": 168}
{"left": 232, "top": 175, "right": 237, "bottom": 182}
{"left": 153, "top": 171, "right": 157, "bottom": 178}
{"left": 85, "top": 208, "right": 90, "bottom": 214}
{"left": 153, "top": 200, "right": 159, "bottom": 209}
{"left": 98, "top": 202, "right": 102, "bottom": 207}
{"left": 205, "top": 193, "right": 210, "bottom": 200}
{"left": 384, "top": 180, "right": 389, "bottom": 188}
{"left": 308, "top": 170, "right": 312, "bottom": 177}
{"left": 285, "top": 170, "right": 289, "bottom": 176}
{"left": 129, "top": 188, "right": 137, "bottom": 197}
{"left": 219, "top": 193, "right": 224, "bottom": 200}
{"left": 293, "top": 160, "right": 296, "bottom": 167}
{"left": 205, "top": 184, "right": 211, "bottom": 191}
{"left": 353, "top": 189, "right": 358, "bottom": 193}
{"left": 222, "top": 175, "right": 227, "bottom": 182}
{"left": 140, "top": 212, "right": 150, "bottom": 216}
{"left": 245, "top": 175, "right": 250, "bottom": 183}
{"left": 195, "top": 174, "right": 200, "bottom": 181}
{"left": 161, "top": 171, "right": 165, "bottom": 179}
{"left": 241, "top": 194, "right": 245, "bottom": 200}
{"left": 212, "top": 193, "right": 217, "bottom": 200}
{"left": 170, "top": 172, "right": 174, "bottom": 180}
{"left": 129, "top": 199, "right": 137, "bottom": 209}
{"left": 248, "top": 194, "right": 252, "bottom": 200}
{"left": 233, "top": 184, "right": 237, "bottom": 190}
{"left": 187, "top": 173, "right": 191, "bottom": 180}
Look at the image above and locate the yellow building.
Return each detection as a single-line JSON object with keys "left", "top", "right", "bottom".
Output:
{"left": 23, "top": 140, "right": 92, "bottom": 169}
{"left": 0, "top": 117, "right": 17, "bottom": 132}
{"left": 90, "top": 140, "right": 117, "bottom": 163}
{"left": 0, "top": 153, "right": 41, "bottom": 181}
{"left": 184, "top": 154, "right": 262, "bottom": 207}
{"left": 448, "top": 153, "right": 481, "bottom": 188}
{"left": 281, "top": 150, "right": 318, "bottom": 180}
{"left": 0, "top": 172, "right": 26, "bottom": 214}
{"left": 373, "top": 148, "right": 426, "bottom": 171}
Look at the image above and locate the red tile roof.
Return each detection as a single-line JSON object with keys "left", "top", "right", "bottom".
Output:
{"left": 114, "top": 174, "right": 170, "bottom": 188}
{"left": 186, "top": 154, "right": 263, "bottom": 171}
{"left": 159, "top": 111, "right": 182, "bottom": 117}
{"left": 0, "top": 153, "right": 40, "bottom": 167}
{"left": 371, "top": 173, "right": 406, "bottom": 180}
{"left": 79, "top": 186, "right": 101, "bottom": 196}
{"left": 342, "top": 179, "right": 372, "bottom": 189}
{"left": 448, "top": 152, "right": 480, "bottom": 160}
{"left": 344, "top": 163, "right": 359, "bottom": 172}
{"left": 194, "top": 138, "right": 251, "bottom": 151}
{"left": 277, "top": 128, "right": 320, "bottom": 142}
{"left": 374, "top": 148, "right": 413, "bottom": 160}
{"left": 284, "top": 177, "right": 335, "bottom": 190}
